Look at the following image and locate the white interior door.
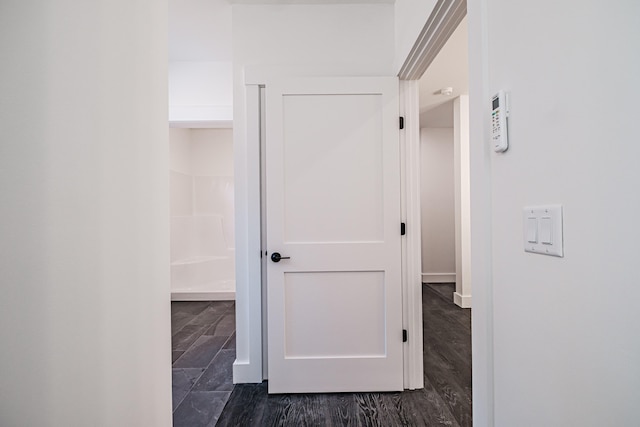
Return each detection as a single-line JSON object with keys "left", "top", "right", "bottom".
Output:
{"left": 265, "top": 77, "right": 403, "bottom": 393}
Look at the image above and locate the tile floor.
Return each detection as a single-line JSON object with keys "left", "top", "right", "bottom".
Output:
{"left": 171, "top": 300, "right": 236, "bottom": 427}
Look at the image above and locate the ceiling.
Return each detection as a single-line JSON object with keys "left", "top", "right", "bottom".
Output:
{"left": 418, "top": 16, "right": 468, "bottom": 126}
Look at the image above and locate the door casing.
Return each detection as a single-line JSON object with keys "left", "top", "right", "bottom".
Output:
{"left": 233, "top": 68, "right": 424, "bottom": 390}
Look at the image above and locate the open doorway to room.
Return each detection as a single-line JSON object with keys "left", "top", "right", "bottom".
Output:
{"left": 416, "top": 16, "right": 472, "bottom": 426}
{"left": 167, "top": 0, "right": 238, "bottom": 423}
{"left": 419, "top": 17, "right": 470, "bottom": 307}
{"left": 169, "top": 127, "right": 235, "bottom": 302}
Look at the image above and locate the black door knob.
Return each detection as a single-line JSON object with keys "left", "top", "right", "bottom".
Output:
{"left": 270, "top": 252, "right": 291, "bottom": 263}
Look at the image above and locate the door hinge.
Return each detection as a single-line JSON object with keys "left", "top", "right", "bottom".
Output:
{"left": 403, "top": 329, "right": 408, "bottom": 342}
{"left": 399, "top": 116, "right": 405, "bottom": 130}
{"left": 401, "top": 222, "right": 406, "bottom": 236}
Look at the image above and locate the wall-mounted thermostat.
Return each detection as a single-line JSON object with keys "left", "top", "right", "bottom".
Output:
{"left": 491, "top": 90, "right": 509, "bottom": 153}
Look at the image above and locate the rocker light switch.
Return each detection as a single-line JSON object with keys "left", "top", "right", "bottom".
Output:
{"left": 526, "top": 218, "right": 538, "bottom": 243}
{"left": 523, "top": 205, "right": 563, "bottom": 257}
{"left": 539, "top": 217, "right": 553, "bottom": 244}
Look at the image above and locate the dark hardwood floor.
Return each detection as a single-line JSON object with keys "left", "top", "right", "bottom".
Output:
{"left": 421, "top": 283, "right": 472, "bottom": 426}
{"left": 211, "top": 283, "right": 471, "bottom": 426}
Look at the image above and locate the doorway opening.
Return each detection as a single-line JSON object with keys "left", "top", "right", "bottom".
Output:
{"left": 417, "top": 17, "right": 471, "bottom": 309}
{"left": 406, "top": 11, "right": 472, "bottom": 426}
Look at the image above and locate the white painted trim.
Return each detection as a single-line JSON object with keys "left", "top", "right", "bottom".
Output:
{"left": 260, "top": 87, "right": 269, "bottom": 380}
{"left": 232, "top": 360, "right": 255, "bottom": 384}
{"left": 398, "top": 0, "right": 467, "bottom": 80}
{"left": 399, "top": 80, "right": 424, "bottom": 391}
{"left": 454, "top": 95, "right": 472, "bottom": 307}
{"left": 233, "top": 84, "right": 263, "bottom": 384}
{"left": 422, "top": 273, "right": 456, "bottom": 283}
{"left": 467, "top": 0, "right": 495, "bottom": 423}
{"left": 169, "top": 120, "right": 233, "bottom": 129}
{"left": 453, "top": 292, "right": 472, "bottom": 308}
{"left": 171, "top": 291, "right": 235, "bottom": 301}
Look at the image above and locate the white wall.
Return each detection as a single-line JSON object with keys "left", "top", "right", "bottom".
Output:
{"left": 232, "top": 3, "right": 396, "bottom": 382}
{"left": 420, "top": 128, "right": 456, "bottom": 283}
{"left": 168, "top": 0, "right": 233, "bottom": 125}
{"left": 0, "top": 2, "right": 171, "bottom": 426}
{"left": 170, "top": 128, "right": 193, "bottom": 219}
{"left": 170, "top": 127, "right": 192, "bottom": 174}
{"left": 469, "top": 1, "right": 640, "bottom": 425}
{"left": 169, "top": 61, "right": 233, "bottom": 125}
{"left": 169, "top": 0, "right": 232, "bottom": 62}
{"left": 233, "top": 4, "right": 395, "bottom": 75}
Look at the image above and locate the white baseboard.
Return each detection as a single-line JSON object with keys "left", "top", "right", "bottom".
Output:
{"left": 171, "top": 291, "right": 235, "bottom": 301}
{"left": 233, "top": 360, "right": 263, "bottom": 384}
{"left": 453, "top": 292, "right": 472, "bottom": 308}
{"left": 421, "top": 273, "right": 456, "bottom": 283}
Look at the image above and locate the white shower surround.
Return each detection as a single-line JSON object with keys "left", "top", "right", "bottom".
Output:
{"left": 170, "top": 128, "right": 235, "bottom": 300}
{"left": 170, "top": 206, "right": 235, "bottom": 300}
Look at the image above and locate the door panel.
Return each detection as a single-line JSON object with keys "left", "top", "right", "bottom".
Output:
{"left": 283, "top": 271, "right": 386, "bottom": 358}
{"left": 282, "top": 93, "right": 384, "bottom": 243}
{"left": 266, "top": 77, "right": 402, "bottom": 393}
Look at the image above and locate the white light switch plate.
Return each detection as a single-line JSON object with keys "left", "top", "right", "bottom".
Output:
{"left": 523, "top": 205, "right": 563, "bottom": 257}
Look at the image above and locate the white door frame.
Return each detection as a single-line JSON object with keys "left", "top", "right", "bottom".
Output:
{"left": 399, "top": 0, "right": 495, "bottom": 424}
{"left": 398, "top": 80, "right": 424, "bottom": 390}
{"left": 234, "top": 68, "right": 425, "bottom": 390}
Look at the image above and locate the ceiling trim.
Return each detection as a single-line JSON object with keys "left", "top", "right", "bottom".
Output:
{"left": 169, "top": 120, "right": 233, "bottom": 129}
{"left": 398, "top": 0, "right": 467, "bottom": 80}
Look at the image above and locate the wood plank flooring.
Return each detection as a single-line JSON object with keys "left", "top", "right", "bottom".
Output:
{"left": 212, "top": 283, "right": 471, "bottom": 426}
